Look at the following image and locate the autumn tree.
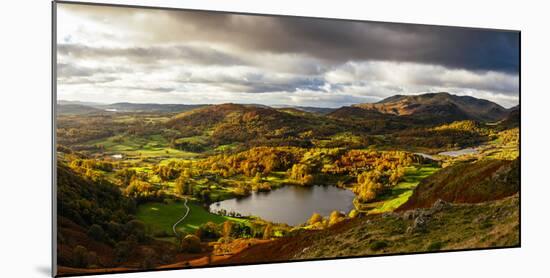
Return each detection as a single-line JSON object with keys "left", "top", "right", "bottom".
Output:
{"left": 289, "top": 163, "right": 314, "bottom": 185}
{"left": 308, "top": 212, "right": 323, "bottom": 225}
{"left": 222, "top": 221, "right": 233, "bottom": 238}
{"left": 125, "top": 177, "right": 153, "bottom": 199}
{"left": 354, "top": 170, "right": 384, "bottom": 203}
{"left": 174, "top": 175, "right": 189, "bottom": 196}
{"left": 328, "top": 210, "right": 345, "bottom": 226}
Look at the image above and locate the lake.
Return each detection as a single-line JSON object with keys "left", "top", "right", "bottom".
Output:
{"left": 209, "top": 185, "right": 356, "bottom": 226}
{"left": 438, "top": 147, "right": 478, "bottom": 157}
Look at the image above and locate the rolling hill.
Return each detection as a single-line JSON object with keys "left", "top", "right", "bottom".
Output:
{"left": 167, "top": 103, "right": 346, "bottom": 144}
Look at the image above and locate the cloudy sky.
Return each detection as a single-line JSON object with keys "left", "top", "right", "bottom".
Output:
{"left": 56, "top": 3, "right": 520, "bottom": 108}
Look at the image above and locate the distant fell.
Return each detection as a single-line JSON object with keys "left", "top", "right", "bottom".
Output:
{"left": 354, "top": 92, "right": 508, "bottom": 122}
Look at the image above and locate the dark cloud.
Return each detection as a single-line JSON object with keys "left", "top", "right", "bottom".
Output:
{"left": 59, "top": 4, "right": 519, "bottom": 73}
{"left": 163, "top": 11, "right": 519, "bottom": 73}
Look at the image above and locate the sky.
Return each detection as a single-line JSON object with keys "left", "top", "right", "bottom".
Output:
{"left": 56, "top": 3, "right": 520, "bottom": 108}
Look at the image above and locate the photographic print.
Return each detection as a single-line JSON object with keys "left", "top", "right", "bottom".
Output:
{"left": 53, "top": 1, "right": 520, "bottom": 276}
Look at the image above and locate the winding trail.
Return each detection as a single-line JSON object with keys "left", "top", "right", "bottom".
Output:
{"left": 172, "top": 197, "right": 190, "bottom": 236}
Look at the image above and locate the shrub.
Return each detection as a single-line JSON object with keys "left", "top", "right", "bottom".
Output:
{"left": 253, "top": 182, "right": 272, "bottom": 192}
{"left": 308, "top": 213, "right": 323, "bottom": 225}
{"left": 369, "top": 240, "right": 389, "bottom": 251}
{"left": 427, "top": 241, "right": 444, "bottom": 251}
{"left": 234, "top": 183, "right": 252, "bottom": 197}
{"left": 348, "top": 209, "right": 359, "bottom": 218}
{"left": 105, "top": 221, "right": 124, "bottom": 241}
{"left": 197, "top": 222, "right": 221, "bottom": 240}
{"left": 87, "top": 224, "right": 106, "bottom": 242}
{"left": 329, "top": 211, "right": 345, "bottom": 226}
{"left": 126, "top": 220, "right": 146, "bottom": 242}
{"left": 230, "top": 222, "right": 253, "bottom": 238}
{"left": 180, "top": 234, "right": 201, "bottom": 253}
{"left": 72, "top": 245, "right": 89, "bottom": 268}
{"left": 114, "top": 240, "right": 135, "bottom": 263}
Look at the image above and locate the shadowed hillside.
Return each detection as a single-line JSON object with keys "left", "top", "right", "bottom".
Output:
{"left": 57, "top": 162, "right": 180, "bottom": 270}
{"left": 397, "top": 158, "right": 519, "bottom": 211}
{"left": 327, "top": 106, "right": 411, "bottom": 133}
{"left": 498, "top": 105, "right": 520, "bottom": 129}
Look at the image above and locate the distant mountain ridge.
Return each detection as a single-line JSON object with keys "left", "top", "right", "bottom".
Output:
{"left": 352, "top": 92, "right": 508, "bottom": 122}
{"left": 56, "top": 93, "right": 512, "bottom": 122}
{"left": 271, "top": 105, "right": 336, "bottom": 115}
{"left": 57, "top": 104, "right": 103, "bottom": 115}
{"left": 56, "top": 101, "right": 208, "bottom": 114}
{"left": 104, "top": 102, "right": 207, "bottom": 113}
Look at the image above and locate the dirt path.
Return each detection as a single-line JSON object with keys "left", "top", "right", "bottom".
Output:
{"left": 172, "top": 197, "right": 190, "bottom": 236}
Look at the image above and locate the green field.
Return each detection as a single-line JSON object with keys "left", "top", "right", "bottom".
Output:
{"left": 136, "top": 200, "right": 247, "bottom": 235}
{"left": 86, "top": 134, "right": 198, "bottom": 159}
{"left": 365, "top": 165, "right": 440, "bottom": 214}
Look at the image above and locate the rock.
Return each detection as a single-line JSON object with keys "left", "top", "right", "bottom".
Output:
{"left": 402, "top": 210, "right": 417, "bottom": 220}
{"left": 409, "top": 214, "right": 429, "bottom": 233}
{"left": 431, "top": 199, "right": 451, "bottom": 212}
{"left": 419, "top": 209, "right": 432, "bottom": 218}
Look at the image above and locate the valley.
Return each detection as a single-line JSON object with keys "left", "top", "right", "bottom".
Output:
{"left": 55, "top": 92, "right": 519, "bottom": 275}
